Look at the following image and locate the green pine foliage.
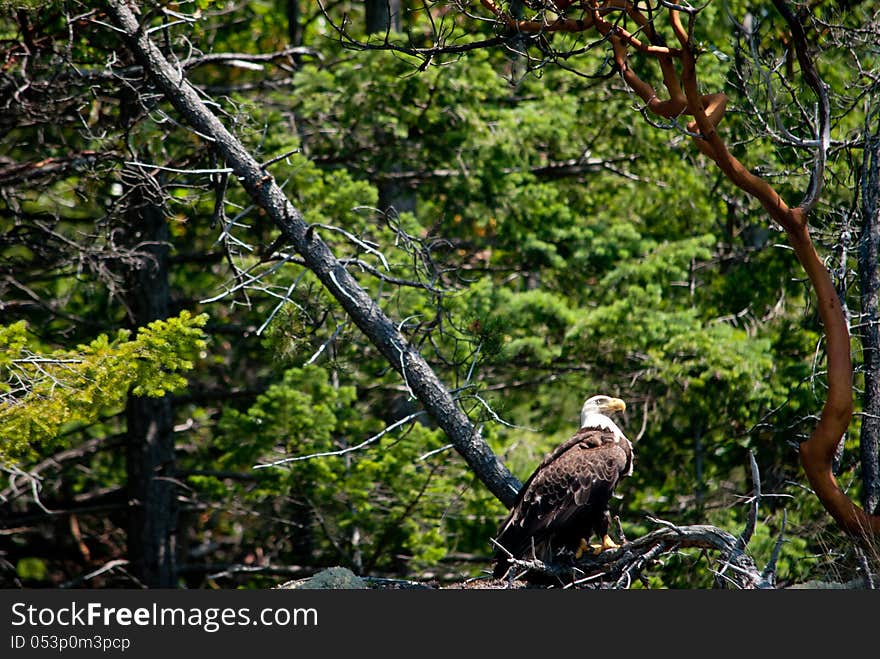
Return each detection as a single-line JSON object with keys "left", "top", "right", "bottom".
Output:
{"left": 205, "top": 364, "right": 487, "bottom": 574}
{"left": 0, "top": 312, "right": 207, "bottom": 462}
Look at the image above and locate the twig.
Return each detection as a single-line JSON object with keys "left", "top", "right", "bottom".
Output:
{"left": 123, "top": 160, "right": 233, "bottom": 175}
{"left": 761, "top": 510, "right": 787, "bottom": 585}
{"left": 59, "top": 559, "right": 131, "bottom": 589}
{"left": 737, "top": 451, "right": 761, "bottom": 549}
{"left": 253, "top": 411, "right": 427, "bottom": 469}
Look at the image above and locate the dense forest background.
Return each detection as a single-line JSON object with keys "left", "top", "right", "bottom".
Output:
{"left": 1, "top": 0, "right": 879, "bottom": 588}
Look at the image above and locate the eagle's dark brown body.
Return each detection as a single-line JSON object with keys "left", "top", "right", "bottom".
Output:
{"left": 493, "top": 424, "right": 633, "bottom": 579}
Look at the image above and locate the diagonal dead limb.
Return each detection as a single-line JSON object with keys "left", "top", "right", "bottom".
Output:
{"left": 103, "top": 0, "right": 523, "bottom": 509}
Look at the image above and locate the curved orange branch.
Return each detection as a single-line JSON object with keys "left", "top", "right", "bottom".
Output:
{"left": 678, "top": 48, "right": 794, "bottom": 224}
{"left": 610, "top": 36, "right": 687, "bottom": 118}
{"left": 587, "top": 2, "right": 679, "bottom": 56}
{"left": 677, "top": 36, "right": 879, "bottom": 539}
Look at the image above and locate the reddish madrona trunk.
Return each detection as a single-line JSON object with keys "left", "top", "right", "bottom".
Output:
{"left": 482, "top": 0, "right": 880, "bottom": 538}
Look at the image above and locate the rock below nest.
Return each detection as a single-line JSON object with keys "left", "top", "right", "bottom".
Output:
{"left": 280, "top": 567, "right": 367, "bottom": 590}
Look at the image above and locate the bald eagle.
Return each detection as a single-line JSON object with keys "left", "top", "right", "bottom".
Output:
{"left": 492, "top": 395, "right": 634, "bottom": 579}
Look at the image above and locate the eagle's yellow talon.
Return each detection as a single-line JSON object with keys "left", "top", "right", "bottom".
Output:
{"left": 574, "top": 537, "right": 590, "bottom": 559}
{"left": 590, "top": 535, "right": 620, "bottom": 555}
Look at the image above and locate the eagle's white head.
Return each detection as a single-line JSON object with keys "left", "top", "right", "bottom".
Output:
{"left": 580, "top": 394, "right": 627, "bottom": 441}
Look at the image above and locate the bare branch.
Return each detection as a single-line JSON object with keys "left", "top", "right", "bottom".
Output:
{"left": 770, "top": 0, "right": 830, "bottom": 213}
{"left": 104, "top": 0, "right": 522, "bottom": 507}
{"left": 761, "top": 509, "right": 787, "bottom": 585}
{"left": 496, "top": 521, "right": 773, "bottom": 589}
{"left": 737, "top": 451, "right": 761, "bottom": 550}
{"left": 253, "top": 411, "right": 427, "bottom": 468}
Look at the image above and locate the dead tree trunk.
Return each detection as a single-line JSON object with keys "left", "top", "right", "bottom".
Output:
{"left": 364, "top": 0, "right": 415, "bottom": 215}
{"left": 365, "top": 0, "right": 400, "bottom": 35}
{"left": 121, "top": 181, "right": 177, "bottom": 586}
{"left": 286, "top": 0, "right": 302, "bottom": 46}
{"left": 859, "top": 104, "right": 880, "bottom": 515}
